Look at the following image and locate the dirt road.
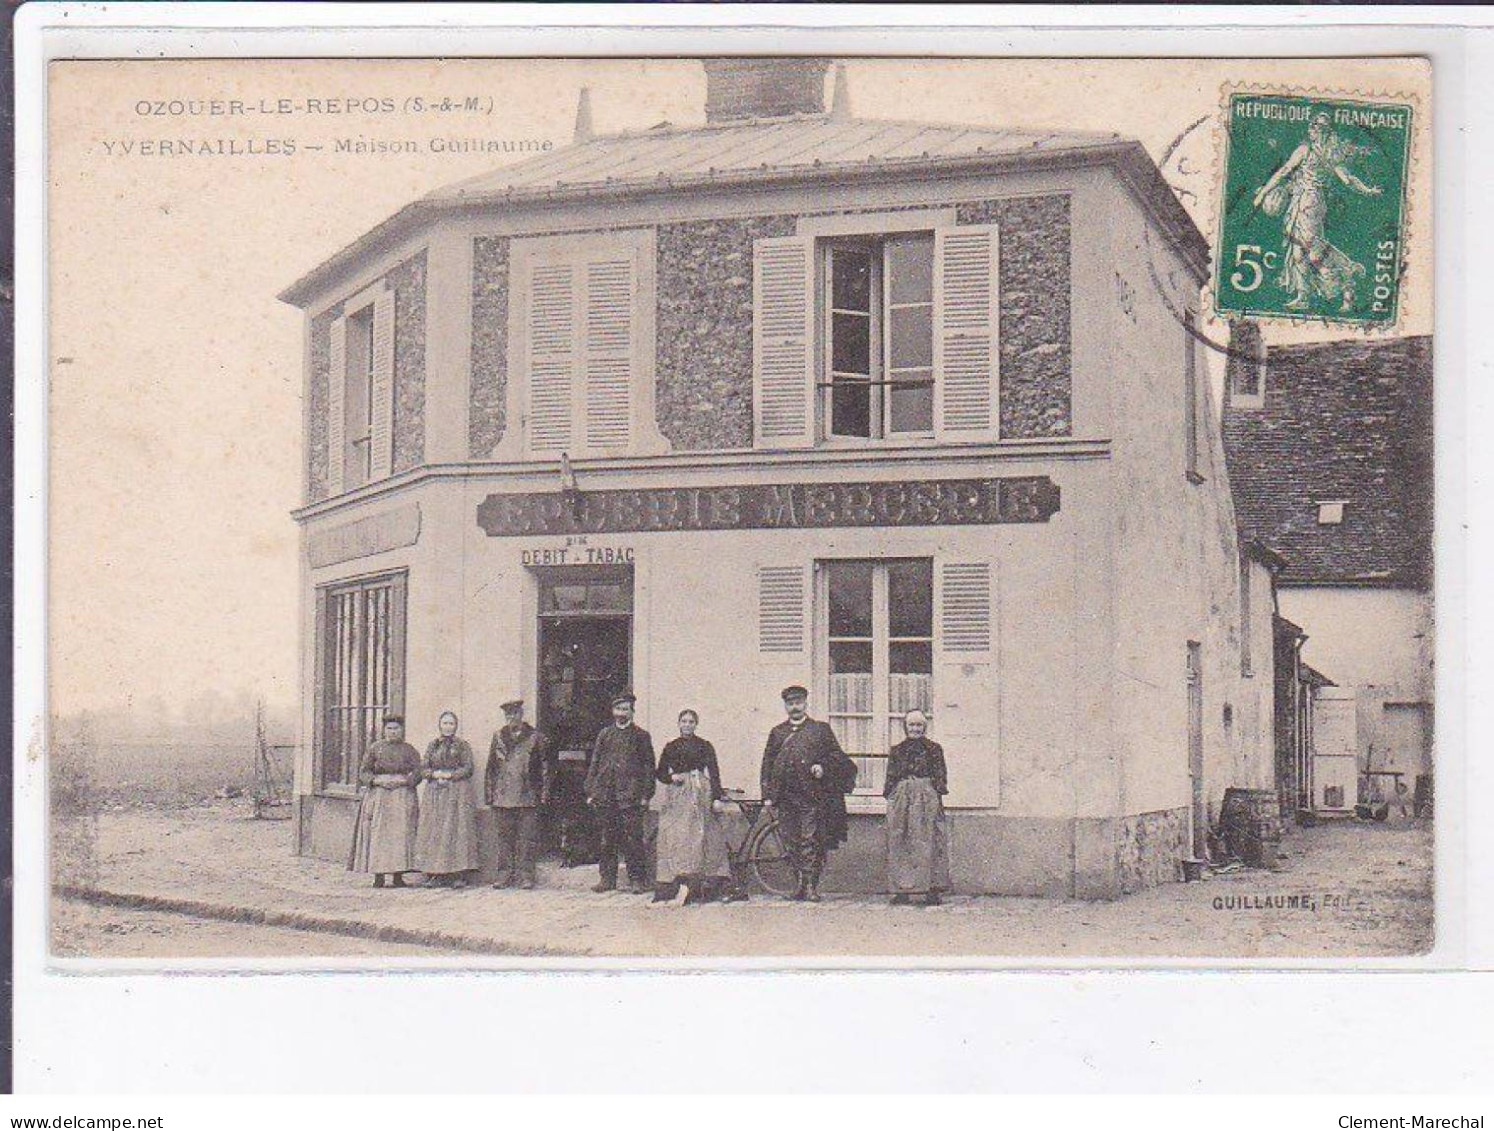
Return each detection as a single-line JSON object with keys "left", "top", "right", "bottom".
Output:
{"left": 52, "top": 803, "right": 1434, "bottom": 960}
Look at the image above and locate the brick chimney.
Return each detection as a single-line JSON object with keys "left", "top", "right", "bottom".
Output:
{"left": 702, "top": 58, "right": 831, "bottom": 124}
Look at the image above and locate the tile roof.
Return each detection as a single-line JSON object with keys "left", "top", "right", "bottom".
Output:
{"left": 1223, "top": 336, "right": 1433, "bottom": 589}
{"left": 280, "top": 112, "right": 1207, "bottom": 306}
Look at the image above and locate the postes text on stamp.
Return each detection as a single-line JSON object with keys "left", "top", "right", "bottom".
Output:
{"left": 1215, "top": 91, "right": 1413, "bottom": 326}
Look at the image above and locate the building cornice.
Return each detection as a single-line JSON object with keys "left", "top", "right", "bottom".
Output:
{"left": 291, "top": 437, "right": 1113, "bottom": 524}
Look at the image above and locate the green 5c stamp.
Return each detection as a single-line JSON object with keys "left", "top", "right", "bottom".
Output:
{"left": 1215, "top": 91, "right": 1413, "bottom": 326}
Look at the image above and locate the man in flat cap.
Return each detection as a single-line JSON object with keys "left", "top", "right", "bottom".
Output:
{"left": 760, "top": 685, "right": 858, "bottom": 902}
{"left": 584, "top": 691, "right": 656, "bottom": 893}
{"left": 485, "top": 698, "right": 548, "bottom": 889}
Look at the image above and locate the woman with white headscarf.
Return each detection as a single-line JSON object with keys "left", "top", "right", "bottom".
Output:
{"left": 883, "top": 709, "right": 950, "bottom": 906}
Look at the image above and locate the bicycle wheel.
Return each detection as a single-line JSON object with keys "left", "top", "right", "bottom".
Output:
{"left": 747, "top": 818, "right": 799, "bottom": 897}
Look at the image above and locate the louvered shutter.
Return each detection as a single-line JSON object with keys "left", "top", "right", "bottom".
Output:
{"left": 753, "top": 235, "right": 816, "bottom": 449}
{"left": 326, "top": 316, "right": 347, "bottom": 496}
{"left": 934, "top": 560, "right": 999, "bottom": 807}
{"left": 584, "top": 257, "right": 634, "bottom": 452}
{"left": 934, "top": 225, "right": 1001, "bottom": 442}
{"left": 526, "top": 262, "right": 576, "bottom": 455}
{"left": 757, "top": 564, "right": 807, "bottom": 653}
{"left": 369, "top": 287, "right": 395, "bottom": 478}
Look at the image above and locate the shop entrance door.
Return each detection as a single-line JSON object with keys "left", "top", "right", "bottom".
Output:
{"left": 535, "top": 567, "right": 633, "bottom": 863}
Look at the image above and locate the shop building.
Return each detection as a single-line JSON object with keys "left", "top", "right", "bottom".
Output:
{"left": 1223, "top": 328, "right": 1434, "bottom": 814}
{"left": 282, "top": 59, "right": 1273, "bottom": 898}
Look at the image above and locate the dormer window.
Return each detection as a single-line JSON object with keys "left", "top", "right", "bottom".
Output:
{"left": 1317, "top": 501, "right": 1346, "bottom": 525}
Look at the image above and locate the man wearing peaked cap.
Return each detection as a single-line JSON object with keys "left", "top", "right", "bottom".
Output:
{"left": 485, "top": 696, "right": 548, "bottom": 890}
{"left": 760, "top": 684, "right": 857, "bottom": 902}
{"left": 584, "top": 690, "right": 654, "bottom": 893}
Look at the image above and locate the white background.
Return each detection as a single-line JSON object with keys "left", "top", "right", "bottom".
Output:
{"left": 12, "top": 3, "right": 1493, "bottom": 1094}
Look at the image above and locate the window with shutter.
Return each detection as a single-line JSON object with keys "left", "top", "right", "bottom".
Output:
{"left": 753, "top": 235, "right": 816, "bottom": 448}
{"left": 326, "top": 317, "right": 347, "bottom": 496}
{"left": 816, "top": 558, "right": 934, "bottom": 796}
{"left": 757, "top": 564, "right": 807, "bottom": 653}
{"left": 527, "top": 262, "right": 576, "bottom": 455}
{"left": 369, "top": 287, "right": 395, "bottom": 479}
{"left": 934, "top": 559, "right": 999, "bottom": 808}
{"left": 584, "top": 258, "right": 634, "bottom": 451}
{"left": 934, "top": 225, "right": 1001, "bottom": 441}
{"left": 758, "top": 223, "right": 1000, "bottom": 450}
{"left": 326, "top": 282, "right": 395, "bottom": 495}
{"left": 508, "top": 232, "right": 657, "bottom": 460}
{"left": 940, "top": 562, "right": 992, "bottom": 652}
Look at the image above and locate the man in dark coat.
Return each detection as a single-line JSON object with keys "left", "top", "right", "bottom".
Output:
{"left": 761, "top": 685, "right": 857, "bottom": 902}
{"left": 485, "top": 698, "right": 548, "bottom": 889}
{"left": 584, "top": 691, "right": 656, "bottom": 893}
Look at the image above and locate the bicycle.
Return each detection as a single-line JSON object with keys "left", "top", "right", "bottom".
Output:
{"left": 719, "top": 788, "right": 798, "bottom": 898}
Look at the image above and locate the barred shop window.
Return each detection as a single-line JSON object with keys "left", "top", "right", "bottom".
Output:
{"left": 822, "top": 558, "right": 933, "bottom": 795}
{"left": 317, "top": 572, "right": 407, "bottom": 791}
{"left": 825, "top": 235, "right": 935, "bottom": 439}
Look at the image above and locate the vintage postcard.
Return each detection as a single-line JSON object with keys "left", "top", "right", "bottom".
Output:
{"left": 43, "top": 53, "right": 1436, "bottom": 964}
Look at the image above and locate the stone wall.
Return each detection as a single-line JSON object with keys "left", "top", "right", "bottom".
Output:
{"left": 466, "top": 195, "right": 1073, "bottom": 453}
{"left": 468, "top": 236, "right": 510, "bottom": 458}
{"left": 305, "top": 249, "right": 428, "bottom": 501}
{"left": 655, "top": 215, "right": 796, "bottom": 450}
{"left": 956, "top": 196, "right": 1072, "bottom": 439}
{"left": 1116, "top": 807, "right": 1187, "bottom": 895}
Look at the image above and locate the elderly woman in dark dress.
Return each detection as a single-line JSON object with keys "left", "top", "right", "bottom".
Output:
{"left": 650, "top": 709, "right": 732, "bottom": 907}
{"left": 349, "top": 715, "right": 421, "bottom": 889}
{"left": 884, "top": 709, "right": 950, "bottom": 906}
{"left": 415, "top": 711, "right": 480, "bottom": 887}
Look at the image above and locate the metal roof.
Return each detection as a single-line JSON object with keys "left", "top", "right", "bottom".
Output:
{"left": 425, "top": 114, "right": 1126, "bottom": 203}
{"left": 280, "top": 113, "right": 1208, "bottom": 306}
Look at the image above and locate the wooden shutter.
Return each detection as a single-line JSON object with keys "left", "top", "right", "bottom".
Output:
{"left": 527, "top": 261, "right": 576, "bottom": 455}
{"left": 753, "top": 235, "right": 816, "bottom": 448}
{"left": 326, "top": 315, "right": 347, "bottom": 496}
{"left": 934, "top": 560, "right": 999, "bottom": 807}
{"left": 934, "top": 225, "right": 1001, "bottom": 442}
{"left": 369, "top": 287, "right": 395, "bottom": 479}
{"left": 584, "top": 257, "right": 634, "bottom": 452}
{"left": 758, "top": 564, "right": 807, "bottom": 653}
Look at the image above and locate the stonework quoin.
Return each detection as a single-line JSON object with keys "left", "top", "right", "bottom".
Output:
{"left": 468, "top": 236, "right": 510, "bottom": 458}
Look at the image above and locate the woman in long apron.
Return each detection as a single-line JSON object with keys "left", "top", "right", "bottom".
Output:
{"left": 650, "top": 709, "right": 731, "bottom": 907}
{"left": 884, "top": 709, "right": 951, "bottom": 907}
{"left": 414, "top": 711, "right": 481, "bottom": 887}
{"left": 348, "top": 715, "right": 421, "bottom": 889}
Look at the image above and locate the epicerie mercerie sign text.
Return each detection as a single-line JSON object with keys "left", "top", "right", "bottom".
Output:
{"left": 477, "top": 476, "right": 1060, "bottom": 537}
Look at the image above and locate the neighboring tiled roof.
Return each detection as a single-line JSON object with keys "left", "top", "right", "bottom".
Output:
{"left": 1223, "top": 336, "right": 1433, "bottom": 589}
{"left": 279, "top": 112, "right": 1207, "bottom": 306}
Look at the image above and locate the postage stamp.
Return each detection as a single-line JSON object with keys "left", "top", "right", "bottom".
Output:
{"left": 1214, "top": 90, "right": 1414, "bottom": 326}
